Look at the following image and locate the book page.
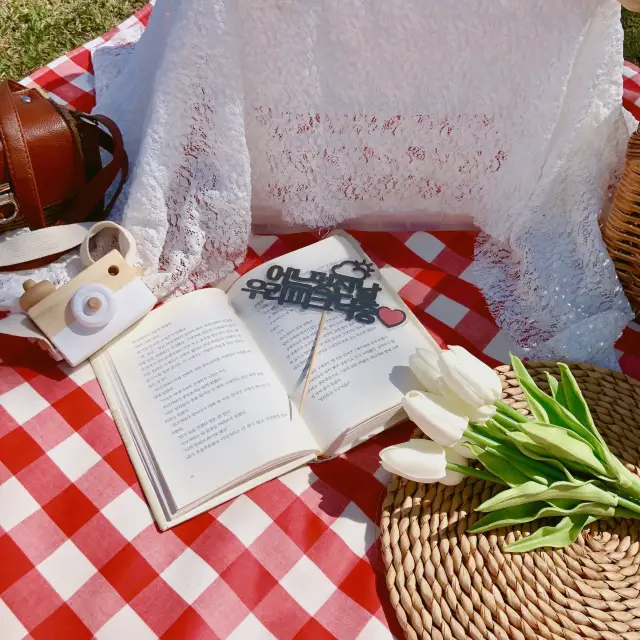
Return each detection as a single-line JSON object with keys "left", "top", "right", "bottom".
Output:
{"left": 106, "top": 289, "right": 316, "bottom": 510}
{"left": 227, "top": 234, "right": 426, "bottom": 451}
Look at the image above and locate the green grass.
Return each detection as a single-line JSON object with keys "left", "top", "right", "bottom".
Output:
{"left": 623, "top": 8, "right": 640, "bottom": 66}
{"left": 1, "top": 3, "right": 640, "bottom": 80}
{"left": 0, "top": 0, "right": 146, "bottom": 80}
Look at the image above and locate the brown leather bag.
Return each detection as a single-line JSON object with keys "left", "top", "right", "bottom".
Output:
{"left": 0, "top": 80, "right": 128, "bottom": 269}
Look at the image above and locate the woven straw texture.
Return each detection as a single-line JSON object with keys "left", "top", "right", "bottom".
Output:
{"left": 380, "top": 362, "right": 640, "bottom": 640}
{"left": 603, "top": 127, "right": 640, "bottom": 314}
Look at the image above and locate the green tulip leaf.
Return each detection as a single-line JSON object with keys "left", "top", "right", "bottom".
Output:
{"left": 555, "top": 381, "right": 567, "bottom": 408}
{"left": 510, "top": 356, "right": 607, "bottom": 459}
{"left": 468, "top": 423, "right": 572, "bottom": 486}
{"left": 506, "top": 431, "right": 578, "bottom": 481}
{"left": 471, "top": 423, "right": 562, "bottom": 484}
{"left": 483, "top": 445, "right": 556, "bottom": 485}
{"left": 557, "top": 363, "right": 605, "bottom": 447}
{"left": 506, "top": 425, "right": 610, "bottom": 482}
{"left": 545, "top": 372, "right": 559, "bottom": 400}
{"left": 476, "top": 480, "right": 617, "bottom": 513}
{"left": 615, "top": 507, "right": 640, "bottom": 520}
{"left": 536, "top": 481, "right": 617, "bottom": 506}
{"left": 603, "top": 454, "right": 640, "bottom": 498}
{"left": 469, "top": 500, "right": 615, "bottom": 534}
{"left": 475, "top": 448, "right": 531, "bottom": 487}
{"left": 509, "top": 355, "right": 549, "bottom": 423}
{"left": 476, "top": 480, "right": 546, "bottom": 512}
{"left": 545, "top": 371, "right": 568, "bottom": 407}
{"left": 503, "top": 514, "right": 597, "bottom": 554}
{"left": 516, "top": 422, "right": 608, "bottom": 477}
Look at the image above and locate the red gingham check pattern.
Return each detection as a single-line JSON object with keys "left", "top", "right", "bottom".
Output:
{"left": 2, "top": 231, "right": 639, "bottom": 640}
{"left": 1, "top": 10, "right": 639, "bottom": 638}
{"left": 624, "top": 60, "right": 640, "bottom": 121}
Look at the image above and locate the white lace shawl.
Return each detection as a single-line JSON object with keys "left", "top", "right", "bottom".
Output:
{"left": 2, "top": 0, "right": 634, "bottom": 367}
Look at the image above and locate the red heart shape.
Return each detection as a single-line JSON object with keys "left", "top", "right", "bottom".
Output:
{"left": 377, "top": 306, "right": 407, "bottom": 328}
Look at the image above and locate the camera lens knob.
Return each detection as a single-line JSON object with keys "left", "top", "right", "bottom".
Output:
{"left": 71, "top": 284, "right": 116, "bottom": 328}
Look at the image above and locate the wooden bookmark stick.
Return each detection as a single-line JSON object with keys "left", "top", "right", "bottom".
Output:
{"left": 299, "top": 311, "right": 327, "bottom": 411}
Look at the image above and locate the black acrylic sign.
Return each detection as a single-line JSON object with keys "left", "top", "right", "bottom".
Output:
{"left": 241, "top": 259, "right": 407, "bottom": 328}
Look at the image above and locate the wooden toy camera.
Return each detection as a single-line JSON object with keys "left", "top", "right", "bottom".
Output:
{"left": 20, "top": 250, "right": 156, "bottom": 367}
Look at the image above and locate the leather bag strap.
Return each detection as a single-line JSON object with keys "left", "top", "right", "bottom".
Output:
{"left": 0, "top": 81, "right": 45, "bottom": 229}
{"left": 0, "top": 81, "right": 129, "bottom": 270}
{"left": 63, "top": 113, "right": 129, "bottom": 224}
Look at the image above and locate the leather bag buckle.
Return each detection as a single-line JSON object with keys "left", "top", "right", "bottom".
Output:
{"left": 0, "top": 183, "right": 19, "bottom": 224}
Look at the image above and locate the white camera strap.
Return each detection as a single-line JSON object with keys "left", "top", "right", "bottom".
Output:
{"left": 0, "top": 223, "right": 94, "bottom": 269}
{"left": 0, "top": 220, "right": 137, "bottom": 269}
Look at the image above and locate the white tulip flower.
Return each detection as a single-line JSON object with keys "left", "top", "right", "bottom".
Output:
{"left": 379, "top": 440, "right": 468, "bottom": 485}
{"left": 448, "top": 346, "right": 502, "bottom": 398}
{"left": 450, "top": 439, "right": 477, "bottom": 460}
{"left": 441, "top": 447, "right": 469, "bottom": 485}
{"left": 467, "top": 403, "right": 497, "bottom": 423}
{"left": 409, "top": 348, "right": 442, "bottom": 392}
{"left": 402, "top": 390, "right": 468, "bottom": 447}
{"left": 435, "top": 378, "right": 496, "bottom": 424}
{"left": 438, "top": 346, "right": 502, "bottom": 408}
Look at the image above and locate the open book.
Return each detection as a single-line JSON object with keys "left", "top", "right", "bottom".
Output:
{"left": 92, "top": 233, "right": 435, "bottom": 529}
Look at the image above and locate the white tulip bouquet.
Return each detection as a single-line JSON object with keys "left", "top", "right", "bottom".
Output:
{"left": 380, "top": 336, "right": 640, "bottom": 553}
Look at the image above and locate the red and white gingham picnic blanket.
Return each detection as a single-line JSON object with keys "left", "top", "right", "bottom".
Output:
{"left": 2, "top": 7, "right": 640, "bottom": 639}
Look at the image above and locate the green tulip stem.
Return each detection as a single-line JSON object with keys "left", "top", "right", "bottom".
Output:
{"left": 446, "top": 462, "right": 503, "bottom": 485}
{"left": 463, "top": 428, "right": 500, "bottom": 449}
{"left": 492, "top": 412, "right": 522, "bottom": 432}
{"left": 495, "top": 399, "right": 529, "bottom": 423}
{"left": 616, "top": 497, "right": 640, "bottom": 517}
{"left": 473, "top": 421, "right": 526, "bottom": 451}
{"left": 464, "top": 427, "right": 524, "bottom": 458}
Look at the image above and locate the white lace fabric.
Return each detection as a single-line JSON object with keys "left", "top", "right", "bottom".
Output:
{"left": 1, "top": 0, "right": 634, "bottom": 366}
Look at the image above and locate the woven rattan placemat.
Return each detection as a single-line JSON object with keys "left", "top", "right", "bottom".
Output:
{"left": 380, "top": 362, "right": 640, "bottom": 640}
